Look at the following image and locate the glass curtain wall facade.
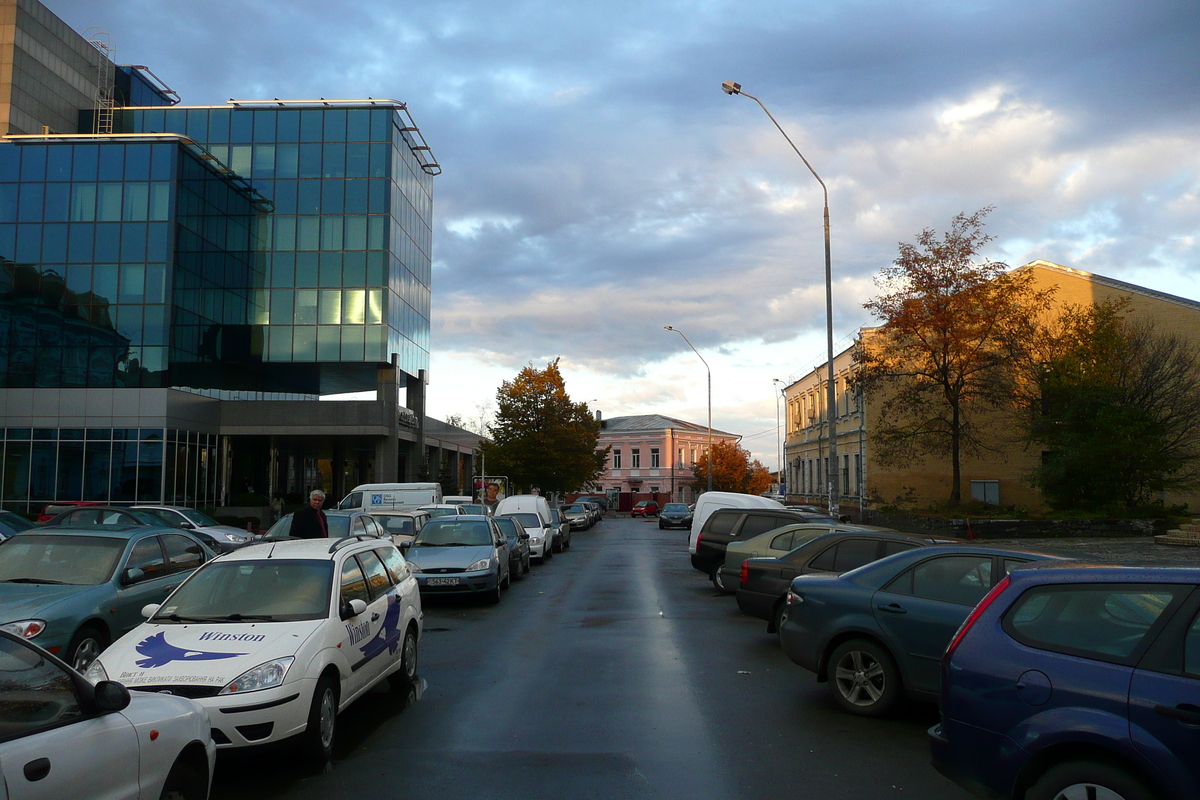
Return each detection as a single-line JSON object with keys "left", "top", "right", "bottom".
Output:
{"left": 0, "top": 134, "right": 266, "bottom": 511}
{"left": 116, "top": 103, "right": 432, "bottom": 394}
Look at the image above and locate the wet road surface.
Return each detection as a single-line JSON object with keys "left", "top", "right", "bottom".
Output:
{"left": 212, "top": 516, "right": 975, "bottom": 799}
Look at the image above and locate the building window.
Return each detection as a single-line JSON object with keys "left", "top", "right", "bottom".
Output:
{"left": 842, "top": 454, "right": 850, "bottom": 495}
{"left": 631, "top": 448, "right": 641, "bottom": 468}
{"left": 612, "top": 450, "right": 622, "bottom": 469}
{"left": 678, "top": 447, "right": 684, "bottom": 466}
{"left": 854, "top": 453, "right": 861, "bottom": 496}
{"left": 650, "top": 486, "right": 659, "bottom": 493}
{"left": 650, "top": 448, "right": 660, "bottom": 468}
{"left": 690, "top": 448, "right": 696, "bottom": 465}
{"left": 970, "top": 480, "right": 1000, "bottom": 505}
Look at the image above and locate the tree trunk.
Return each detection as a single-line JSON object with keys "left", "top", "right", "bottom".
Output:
{"left": 949, "top": 401, "right": 962, "bottom": 506}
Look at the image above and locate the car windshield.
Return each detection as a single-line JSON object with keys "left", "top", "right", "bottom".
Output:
{"left": 153, "top": 560, "right": 333, "bottom": 622}
{"left": 378, "top": 516, "right": 415, "bottom": 536}
{"left": 505, "top": 513, "right": 542, "bottom": 529}
{"left": 492, "top": 518, "right": 518, "bottom": 539}
{"left": 424, "top": 507, "right": 458, "bottom": 519}
{"left": 413, "top": 520, "right": 493, "bottom": 547}
{"left": 566, "top": 506, "right": 586, "bottom": 513}
{"left": 0, "top": 513, "right": 35, "bottom": 532}
{"left": 663, "top": 504, "right": 688, "bottom": 513}
{"left": 461, "top": 504, "right": 486, "bottom": 515}
{"left": 180, "top": 509, "right": 221, "bottom": 528}
{"left": 0, "top": 535, "right": 126, "bottom": 585}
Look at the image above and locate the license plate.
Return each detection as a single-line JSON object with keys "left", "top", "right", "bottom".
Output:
{"left": 426, "top": 577, "right": 460, "bottom": 586}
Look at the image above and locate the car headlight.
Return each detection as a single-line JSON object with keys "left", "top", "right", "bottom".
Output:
{"left": 218, "top": 657, "right": 294, "bottom": 695}
{"left": 84, "top": 659, "right": 108, "bottom": 684}
{"left": 530, "top": 536, "right": 542, "bottom": 544}
{"left": 466, "top": 559, "right": 492, "bottom": 572}
{"left": 1, "top": 619, "right": 46, "bottom": 639}
{"left": 407, "top": 563, "right": 422, "bottom": 573}
{"left": 227, "top": 533, "right": 248, "bottom": 543}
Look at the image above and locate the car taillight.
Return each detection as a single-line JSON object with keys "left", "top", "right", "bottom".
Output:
{"left": 943, "top": 574, "right": 1011, "bottom": 662}
{"left": 740, "top": 560, "right": 749, "bottom": 585}
{"left": 696, "top": 532, "right": 702, "bottom": 548}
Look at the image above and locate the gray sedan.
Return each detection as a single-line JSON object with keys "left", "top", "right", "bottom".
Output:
{"left": 401, "top": 516, "right": 511, "bottom": 604}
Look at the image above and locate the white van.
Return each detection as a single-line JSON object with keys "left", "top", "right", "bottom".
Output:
{"left": 494, "top": 495, "right": 555, "bottom": 562}
{"left": 338, "top": 482, "right": 443, "bottom": 512}
{"left": 494, "top": 494, "right": 552, "bottom": 526}
{"left": 443, "top": 495, "right": 472, "bottom": 505}
{"left": 688, "top": 491, "right": 785, "bottom": 554}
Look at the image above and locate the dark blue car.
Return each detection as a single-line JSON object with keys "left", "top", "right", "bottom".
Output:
{"left": 778, "top": 544, "right": 1066, "bottom": 716}
{"left": 930, "top": 564, "right": 1200, "bottom": 800}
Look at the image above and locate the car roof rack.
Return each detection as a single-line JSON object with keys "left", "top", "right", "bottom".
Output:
{"left": 328, "top": 533, "right": 382, "bottom": 554}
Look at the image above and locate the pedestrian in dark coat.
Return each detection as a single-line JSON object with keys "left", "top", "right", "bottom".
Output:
{"left": 291, "top": 489, "right": 329, "bottom": 538}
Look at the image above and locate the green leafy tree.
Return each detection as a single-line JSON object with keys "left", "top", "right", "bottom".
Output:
{"left": 854, "top": 208, "right": 1054, "bottom": 505}
{"left": 1021, "top": 301, "right": 1200, "bottom": 510}
{"left": 480, "top": 359, "right": 608, "bottom": 495}
{"left": 691, "top": 440, "right": 774, "bottom": 495}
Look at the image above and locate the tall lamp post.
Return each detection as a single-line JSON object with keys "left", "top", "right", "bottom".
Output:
{"left": 722, "top": 80, "right": 839, "bottom": 519}
{"left": 664, "top": 326, "right": 712, "bottom": 494}
{"left": 772, "top": 378, "right": 784, "bottom": 496}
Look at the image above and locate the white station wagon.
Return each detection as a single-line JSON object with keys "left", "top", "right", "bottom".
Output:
{"left": 84, "top": 535, "right": 422, "bottom": 760}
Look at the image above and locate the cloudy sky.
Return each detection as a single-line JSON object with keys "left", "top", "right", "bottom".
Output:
{"left": 55, "top": 0, "right": 1200, "bottom": 465}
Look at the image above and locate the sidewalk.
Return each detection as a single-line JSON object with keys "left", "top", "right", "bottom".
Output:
{"left": 987, "top": 536, "right": 1200, "bottom": 567}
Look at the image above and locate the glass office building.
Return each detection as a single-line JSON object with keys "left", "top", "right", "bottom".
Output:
{"left": 0, "top": 0, "right": 441, "bottom": 513}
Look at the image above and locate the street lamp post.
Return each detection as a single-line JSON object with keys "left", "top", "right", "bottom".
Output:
{"left": 772, "top": 378, "right": 783, "bottom": 497}
{"left": 722, "top": 80, "right": 839, "bottom": 519}
{"left": 664, "top": 326, "right": 712, "bottom": 494}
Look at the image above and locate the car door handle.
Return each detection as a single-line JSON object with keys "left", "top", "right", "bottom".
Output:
{"left": 24, "top": 757, "right": 51, "bottom": 782}
{"left": 876, "top": 603, "right": 907, "bottom": 614}
{"left": 163, "top": 585, "right": 176, "bottom": 593}
{"left": 1155, "top": 703, "right": 1200, "bottom": 725}
{"left": 371, "top": 613, "right": 381, "bottom": 622}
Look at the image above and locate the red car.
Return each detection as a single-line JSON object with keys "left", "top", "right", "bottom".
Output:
{"left": 36, "top": 501, "right": 107, "bottom": 523}
{"left": 631, "top": 501, "right": 660, "bottom": 517}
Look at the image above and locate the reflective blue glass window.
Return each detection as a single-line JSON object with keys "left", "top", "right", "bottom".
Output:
{"left": 296, "top": 180, "right": 320, "bottom": 214}
{"left": 0, "top": 145, "right": 19, "bottom": 177}
{"left": 147, "top": 223, "right": 170, "bottom": 258}
{"left": 300, "top": 110, "right": 323, "bottom": 142}
{"left": 369, "top": 143, "right": 389, "bottom": 178}
{"left": 252, "top": 145, "right": 275, "bottom": 179}
{"left": 44, "top": 183, "right": 69, "bottom": 221}
{"left": 45, "top": 147, "right": 71, "bottom": 180}
{"left": 93, "top": 264, "right": 118, "bottom": 300}
{"left": 207, "top": 109, "right": 231, "bottom": 143}
{"left": 96, "top": 184, "right": 122, "bottom": 221}
{"left": 0, "top": 185, "right": 16, "bottom": 222}
{"left": 344, "top": 216, "right": 367, "bottom": 250}
{"left": 320, "top": 217, "right": 342, "bottom": 250}
{"left": 267, "top": 325, "right": 291, "bottom": 359}
{"left": 275, "top": 145, "right": 299, "bottom": 180}
{"left": 371, "top": 109, "right": 391, "bottom": 141}
{"left": 295, "top": 252, "right": 318, "bottom": 286}
{"left": 343, "top": 252, "right": 366, "bottom": 285}
{"left": 94, "top": 224, "right": 120, "bottom": 261}
{"left": 270, "top": 289, "right": 294, "bottom": 323}
{"left": 292, "top": 325, "right": 316, "bottom": 360}
{"left": 150, "top": 145, "right": 173, "bottom": 181}
{"left": 67, "top": 224, "right": 93, "bottom": 262}
{"left": 20, "top": 146, "right": 46, "bottom": 182}
{"left": 14, "top": 224, "right": 39, "bottom": 262}
{"left": 142, "top": 306, "right": 167, "bottom": 345}
{"left": 120, "top": 223, "right": 147, "bottom": 261}
{"left": 17, "top": 183, "right": 42, "bottom": 222}
{"left": 124, "top": 144, "right": 151, "bottom": 180}
{"left": 324, "top": 109, "right": 347, "bottom": 142}
{"left": 277, "top": 110, "right": 300, "bottom": 142}
{"left": 317, "top": 326, "right": 340, "bottom": 360}
{"left": 253, "top": 110, "right": 276, "bottom": 143}
{"left": 273, "top": 216, "right": 296, "bottom": 250}
{"left": 341, "top": 326, "right": 364, "bottom": 360}
{"left": 72, "top": 145, "right": 98, "bottom": 181}
{"left": 344, "top": 180, "right": 367, "bottom": 215}
{"left": 98, "top": 146, "right": 124, "bottom": 181}
{"left": 141, "top": 108, "right": 165, "bottom": 133}
{"left": 319, "top": 253, "right": 341, "bottom": 286}
{"left": 145, "top": 264, "right": 166, "bottom": 303}
{"left": 368, "top": 179, "right": 387, "bottom": 213}
{"left": 322, "top": 144, "right": 345, "bottom": 178}
{"left": 321, "top": 180, "right": 343, "bottom": 214}
{"left": 41, "top": 224, "right": 67, "bottom": 262}
{"left": 230, "top": 145, "right": 251, "bottom": 176}
{"left": 346, "top": 143, "right": 369, "bottom": 178}
{"left": 298, "top": 143, "right": 322, "bottom": 178}
{"left": 347, "top": 111, "right": 370, "bottom": 142}
{"left": 294, "top": 289, "right": 317, "bottom": 324}
{"left": 273, "top": 179, "right": 297, "bottom": 210}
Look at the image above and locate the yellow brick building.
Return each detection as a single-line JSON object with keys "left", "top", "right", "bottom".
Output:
{"left": 782, "top": 260, "right": 1200, "bottom": 516}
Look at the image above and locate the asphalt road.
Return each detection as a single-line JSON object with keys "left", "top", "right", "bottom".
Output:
{"left": 212, "top": 516, "right": 971, "bottom": 800}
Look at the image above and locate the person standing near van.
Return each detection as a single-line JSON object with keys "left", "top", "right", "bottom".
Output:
{"left": 292, "top": 490, "right": 328, "bottom": 538}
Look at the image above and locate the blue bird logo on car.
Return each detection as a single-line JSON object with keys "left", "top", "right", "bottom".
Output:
{"left": 134, "top": 632, "right": 248, "bottom": 668}
{"left": 358, "top": 593, "right": 403, "bottom": 661}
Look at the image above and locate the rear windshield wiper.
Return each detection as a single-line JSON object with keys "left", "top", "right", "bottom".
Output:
{"left": 3, "top": 578, "right": 68, "bottom": 585}
{"left": 158, "top": 613, "right": 215, "bottom": 623}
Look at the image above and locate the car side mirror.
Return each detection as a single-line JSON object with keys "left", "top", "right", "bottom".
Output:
{"left": 94, "top": 681, "right": 131, "bottom": 712}
{"left": 400, "top": 541, "right": 412, "bottom": 551}
{"left": 520, "top": 532, "right": 530, "bottom": 540}
{"left": 141, "top": 603, "right": 160, "bottom": 619}
{"left": 120, "top": 567, "right": 145, "bottom": 586}
{"left": 178, "top": 521, "right": 194, "bottom": 529}
{"left": 340, "top": 598, "right": 368, "bottom": 620}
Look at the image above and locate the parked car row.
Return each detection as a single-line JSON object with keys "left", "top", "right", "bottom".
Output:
{"left": 695, "top": 491, "right": 1200, "bottom": 800}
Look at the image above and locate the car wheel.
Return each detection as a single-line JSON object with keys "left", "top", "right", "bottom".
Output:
{"left": 510, "top": 559, "right": 523, "bottom": 581}
{"left": 67, "top": 625, "right": 108, "bottom": 672}
{"left": 552, "top": 536, "right": 563, "bottom": 554}
{"left": 158, "top": 757, "right": 205, "bottom": 800}
{"left": 564, "top": 533, "right": 571, "bottom": 549}
{"left": 489, "top": 579, "right": 502, "bottom": 604}
{"left": 501, "top": 565, "right": 511, "bottom": 590}
{"left": 544, "top": 544, "right": 553, "bottom": 561}
{"left": 390, "top": 625, "right": 419, "bottom": 689}
{"left": 827, "top": 639, "right": 900, "bottom": 716}
{"left": 302, "top": 675, "right": 339, "bottom": 762}
{"left": 523, "top": 554, "right": 531, "bottom": 573}
{"left": 1027, "top": 761, "right": 1155, "bottom": 800}
{"left": 770, "top": 601, "right": 786, "bottom": 638}
{"left": 658, "top": 521, "right": 664, "bottom": 529}
{"left": 709, "top": 564, "right": 730, "bottom": 593}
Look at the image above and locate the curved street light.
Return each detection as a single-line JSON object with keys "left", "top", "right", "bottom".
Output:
{"left": 721, "top": 80, "right": 839, "bottom": 518}
{"left": 773, "top": 378, "right": 784, "bottom": 496}
{"left": 664, "top": 326, "right": 713, "bottom": 494}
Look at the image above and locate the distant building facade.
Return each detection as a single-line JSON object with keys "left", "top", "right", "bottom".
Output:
{"left": 595, "top": 414, "right": 739, "bottom": 506}
{"left": 783, "top": 260, "right": 1200, "bottom": 517}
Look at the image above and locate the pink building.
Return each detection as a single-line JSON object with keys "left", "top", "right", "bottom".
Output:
{"left": 594, "top": 414, "right": 740, "bottom": 507}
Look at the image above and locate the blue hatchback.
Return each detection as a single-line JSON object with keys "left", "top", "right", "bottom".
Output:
{"left": 931, "top": 564, "right": 1200, "bottom": 800}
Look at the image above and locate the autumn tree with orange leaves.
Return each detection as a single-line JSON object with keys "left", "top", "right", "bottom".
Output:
{"left": 480, "top": 359, "right": 608, "bottom": 495}
{"left": 853, "top": 208, "right": 1055, "bottom": 505}
{"left": 691, "top": 440, "right": 774, "bottom": 495}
